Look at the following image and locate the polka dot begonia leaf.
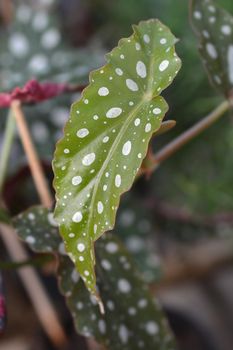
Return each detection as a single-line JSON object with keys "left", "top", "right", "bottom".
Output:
{"left": 115, "top": 194, "right": 162, "bottom": 283}
{"left": 13, "top": 206, "right": 61, "bottom": 253}
{"left": 58, "top": 236, "right": 176, "bottom": 350}
{"left": 53, "top": 19, "right": 181, "bottom": 301}
{"left": 0, "top": 0, "right": 104, "bottom": 163}
{"left": 190, "top": 0, "right": 233, "bottom": 98}
{"left": 0, "top": 1, "right": 104, "bottom": 91}
{"left": 13, "top": 206, "right": 176, "bottom": 350}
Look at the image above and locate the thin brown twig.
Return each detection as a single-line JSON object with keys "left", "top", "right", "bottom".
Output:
{"left": 0, "top": 0, "right": 13, "bottom": 24}
{"left": 11, "top": 100, "right": 53, "bottom": 209}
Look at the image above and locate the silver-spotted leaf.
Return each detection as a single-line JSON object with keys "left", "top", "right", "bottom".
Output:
{"left": 13, "top": 206, "right": 61, "bottom": 254}
{"left": 13, "top": 206, "right": 176, "bottom": 350}
{"left": 58, "top": 235, "right": 176, "bottom": 350}
{"left": 115, "top": 194, "right": 162, "bottom": 283}
{"left": 190, "top": 0, "right": 233, "bottom": 98}
{"left": 53, "top": 19, "right": 181, "bottom": 298}
{"left": 0, "top": 2, "right": 103, "bottom": 91}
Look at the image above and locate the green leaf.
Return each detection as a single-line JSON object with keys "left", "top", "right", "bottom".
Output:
{"left": 115, "top": 194, "right": 162, "bottom": 283}
{"left": 53, "top": 19, "right": 181, "bottom": 298}
{"left": 190, "top": 0, "right": 233, "bottom": 98}
{"left": 58, "top": 235, "right": 175, "bottom": 350}
{"left": 0, "top": 207, "right": 11, "bottom": 225}
{"left": 0, "top": 256, "right": 54, "bottom": 270}
{"left": 13, "top": 207, "right": 176, "bottom": 350}
{"left": 13, "top": 206, "right": 61, "bottom": 254}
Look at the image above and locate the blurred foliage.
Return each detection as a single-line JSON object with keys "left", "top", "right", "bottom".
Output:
{"left": 0, "top": 0, "right": 233, "bottom": 245}
{"left": 0, "top": 0, "right": 104, "bottom": 167}
{"left": 13, "top": 206, "right": 176, "bottom": 350}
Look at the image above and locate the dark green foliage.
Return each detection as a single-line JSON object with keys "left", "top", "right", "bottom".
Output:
{"left": 13, "top": 206, "right": 176, "bottom": 350}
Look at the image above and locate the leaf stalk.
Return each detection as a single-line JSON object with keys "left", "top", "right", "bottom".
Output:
{"left": 0, "top": 108, "right": 16, "bottom": 194}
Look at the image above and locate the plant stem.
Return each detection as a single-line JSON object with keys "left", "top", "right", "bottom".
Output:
{"left": 0, "top": 0, "right": 13, "bottom": 24}
{"left": 153, "top": 100, "right": 230, "bottom": 166}
{"left": 11, "top": 100, "right": 53, "bottom": 208}
{"left": 0, "top": 109, "right": 16, "bottom": 194}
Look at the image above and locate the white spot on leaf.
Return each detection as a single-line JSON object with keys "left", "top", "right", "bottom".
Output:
{"left": 72, "top": 211, "right": 83, "bottom": 223}
{"left": 221, "top": 25, "right": 231, "bottom": 35}
{"left": 101, "top": 259, "right": 112, "bottom": 270}
{"left": 143, "top": 34, "right": 150, "bottom": 43}
{"left": 159, "top": 60, "right": 169, "bottom": 71}
{"left": 41, "top": 28, "right": 60, "bottom": 49}
{"left": 115, "top": 68, "right": 123, "bottom": 76}
{"left": 106, "top": 242, "right": 118, "bottom": 253}
{"left": 103, "top": 136, "right": 109, "bottom": 143}
{"left": 228, "top": 45, "right": 233, "bottom": 84}
{"left": 98, "top": 320, "right": 106, "bottom": 334}
{"left": 136, "top": 61, "right": 147, "bottom": 78}
{"left": 98, "top": 87, "right": 109, "bottom": 96}
{"left": 194, "top": 11, "right": 202, "bottom": 19}
{"left": 206, "top": 43, "right": 218, "bottom": 59}
{"left": 134, "top": 118, "right": 141, "bottom": 126}
{"left": 119, "top": 325, "right": 129, "bottom": 344}
{"left": 115, "top": 174, "right": 121, "bottom": 188}
{"left": 160, "top": 38, "right": 167, "bottom": 44}
{"left": 82, "top": 153, "right": 96, "bottom": 166}
{"left": 26, "top": 236, "right": 36, "bottom": 244}
{"left": 72, "top": 176, "right": 82, "bottom": 186}
{"left": 77, "top": 243, "right": 85, "bottom": 252}
{"left": 122, "top": 141, "right": 131, "bottom": 156}
{"left": 97, "top": 201, "right": 104, "bottom": 214}
{"left": 76, "top": 128, "right": 89, "bottom": 138}
{"left": 118, "top": 278, "right": 131, "bottom": 293}
{"left": 145, "top": 123, "right": 152, "bottom": 132}
{"left": 153, "top": 108, "right": 161, "bottom": 115}
{"left": 126, "top": 79, "right": 139, "bottom": 91}
{"left": 9, "top": 33, "right": 29, "bottom": 58}
{"left": 145, "top": 321, "right": 159, "bottom": 335}
{"left": 106, "top": 107, "right": 122, "bottom": 119}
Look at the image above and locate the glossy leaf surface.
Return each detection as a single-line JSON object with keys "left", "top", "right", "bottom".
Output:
{"left": 13, "top": 206, "right": 176, "bottom": 350}
{"left": 53, "top": 19, "right": 181, "bottom": 297}
{"left": 191, "top": 0, "right": 233, "bottom": 97}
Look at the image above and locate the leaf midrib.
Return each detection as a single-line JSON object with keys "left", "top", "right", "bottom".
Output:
{"left": 87, "top": 46, "right": 158, "bottom": 244}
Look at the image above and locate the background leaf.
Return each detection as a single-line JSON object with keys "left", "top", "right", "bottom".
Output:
{"left": 0, "top": 1, "right": 103, "bottom": 91}
{"left": 190, "top": 0, "right": 233, "bottom": 98}
{"left": 53, "top": 19, "right": 181, "bottom": 298}
{"left": 115, "top": 194, "right": 162, "bottom": 283}
{"left": 59, "top": 236, "right": 175, "bottom": 350}
{"left": 0, "top": 1, "right": 104, "bottom": 164}
{"left": 14, "top": 206, "right": 61, "bottom": 253}
{"left": 13, "top": 206, "right": 176, "bottom": 350}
